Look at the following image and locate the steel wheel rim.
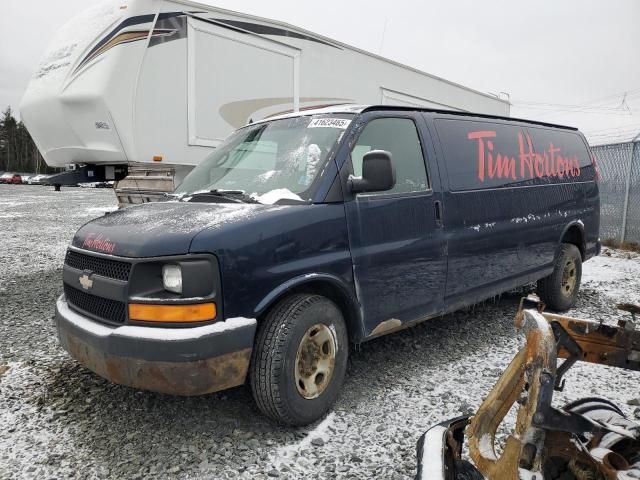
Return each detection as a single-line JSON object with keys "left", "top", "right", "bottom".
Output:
{"left": 561, "top": 258, "right": 577, "bottom": 296}
{"left": 294, "top": 323, "right": 337, "bottom": 399}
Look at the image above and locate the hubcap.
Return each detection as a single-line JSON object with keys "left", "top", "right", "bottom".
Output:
{"left": 561, "top": 258, "right": 577, "bottom": 296}
{"left": 294, "top": 323, "right": 337, "bottom": 399}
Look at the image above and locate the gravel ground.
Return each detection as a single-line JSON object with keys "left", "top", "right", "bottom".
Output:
{"left": 1, "top": 184, "right": 639, "bottom": 479}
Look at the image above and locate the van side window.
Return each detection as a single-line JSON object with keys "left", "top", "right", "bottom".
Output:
{"left": 351, "top": 118, "right": 429, "bottom": 194}
{"left": 435, "top": 118, "right": 594, "bottom": 191}
{"left": 526, "top": 127, "right": 595, "bottom": 182}
{"left": 435, "top": 119, "right": 525, "bottom": 191}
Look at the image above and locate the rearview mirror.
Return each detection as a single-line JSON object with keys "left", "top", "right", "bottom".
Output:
{"left": 349, "top": 150, "right": 396, "bottom": 194}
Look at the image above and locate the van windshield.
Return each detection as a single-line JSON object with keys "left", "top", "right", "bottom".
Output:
{"left": 175, "top": 114, "right": 353, "bottom": 203}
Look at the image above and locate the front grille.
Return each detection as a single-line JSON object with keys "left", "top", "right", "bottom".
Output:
{"left": 64, "top": 284, "right": 126, "bottom": 324}
{"left": 65, "top": 250, "right": 131, "bottom": 281}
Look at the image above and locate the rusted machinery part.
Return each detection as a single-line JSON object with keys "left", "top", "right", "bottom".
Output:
{"left": 467, "top": 304, "right": 640, "bottom": 480}
{"left": 541, "top": 312, "right": 640, "bottom": 373}
{"left": 543, "top": 398, "right": 640, "bottom": 480}
{"left": 467, "top": 309, "right": 556, "bottom": 480}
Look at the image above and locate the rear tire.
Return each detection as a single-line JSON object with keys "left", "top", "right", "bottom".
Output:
{"left": 249, "top": 294, "right": 348, "bottom": 426}
{"left": 537, "top": 243, "right": 582, "bottom": 311}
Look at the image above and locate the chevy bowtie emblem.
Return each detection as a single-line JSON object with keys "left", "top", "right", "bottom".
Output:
{"left": 79, "top": 274, "right": 94, "bottom": 290}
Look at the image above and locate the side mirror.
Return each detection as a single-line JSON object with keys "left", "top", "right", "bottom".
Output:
{"left": 349, "top": 150, "right": 396, "bottom": 194}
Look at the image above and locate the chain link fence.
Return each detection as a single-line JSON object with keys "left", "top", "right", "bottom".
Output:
{"left": 592, "top": 141, "right": 640, "bottom": 244}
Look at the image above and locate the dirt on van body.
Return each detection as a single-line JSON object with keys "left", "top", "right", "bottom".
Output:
{"left": 1, "top": 184, "right": 639, "bottom": 480}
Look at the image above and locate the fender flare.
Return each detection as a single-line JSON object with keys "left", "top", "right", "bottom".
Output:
{"left": 556, "top": 220, "right": 586, "bottom": 259}
{"left": 253, "top": 273, "right": 364, "bottom": 339}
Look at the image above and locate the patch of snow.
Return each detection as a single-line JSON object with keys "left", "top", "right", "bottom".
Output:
{"left": 304, "top": 144, "right": 322, "bottom": 186}
{"left": 582, "top": 249, "right": 640, "bottom": 303}
{"left": 0, "top": 201, "right": 24, "bottom": 208}
{"left": 85, "top": 206, "right": 117, "bottom": 215}
{"left": 521, "top": 310, "right": 552, "bottom": 337}
{"left": 478, "top": 433, "right": 497, "bottom": 460}
{"left": 59, "top": 297, "right": 113, "bottom": 337}
{"left": 59, "top": 298, "right": 255, "bottom": 341}
{"left": 94, "top": 202, "right": 280, "bottom": 235}
{"left": 116, "top": 317, "right": 256, "bottom": 341}
{"left": 469, "top": 222, "right": 497, "bottom": 232}
{"left": 0, "top": 362, "right": 76, "bottom": 468}
{"left": 511, "top": 213, "right": 540, "bottom": 224}
{"left": 518, "top": 468, "right": 543, "bottom": 480}
{"left": 253, "top": 188, "right": 303, "bottom": 205}
{"left": 256, "top": 170, "right": 276, "bottom": 181}
{"left": 274, "top": 412, "right": 336, "bottom": 464}
{"left": 30, "top": 0, "right": 124, "bottom": 84}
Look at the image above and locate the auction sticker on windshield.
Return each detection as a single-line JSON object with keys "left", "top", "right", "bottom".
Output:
{"left": 308, "top": 118, "right": 351, "bottom": 129}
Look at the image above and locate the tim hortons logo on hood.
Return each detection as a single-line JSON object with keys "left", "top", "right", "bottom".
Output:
{"left": 467, "top": 130, "right": 581, "bottom": 183}
{"left": 82, "top": 233, "right": 116, "bottom": 254}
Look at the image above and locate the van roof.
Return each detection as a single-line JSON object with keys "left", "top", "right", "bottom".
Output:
{"left": 258, "top": 104, "right": 577, "bottom": 131}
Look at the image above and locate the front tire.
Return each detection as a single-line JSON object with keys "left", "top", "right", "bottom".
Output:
{"left": 537, "top": 243, "right": 582, "bottom": 311}
{"left": 249, "top": 294, "right": 348, "bottom": 426}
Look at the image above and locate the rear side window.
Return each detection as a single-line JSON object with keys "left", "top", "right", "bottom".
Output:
{"left": 434, "top": 118, "right": 593, "bottom": 191}
{"left": 526, "top": 127, "right": 595, "bottom": 182}
{"left": 351, "top": 117, "right": 429, "bottom": 194}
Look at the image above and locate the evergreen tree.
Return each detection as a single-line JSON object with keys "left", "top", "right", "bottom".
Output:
{"left": 0, "top": 106, "right": 52, "bottom": 174}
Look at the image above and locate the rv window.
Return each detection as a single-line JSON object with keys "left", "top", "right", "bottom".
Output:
{"left": 351, "top": 118, "right": 429, "bottom": 195}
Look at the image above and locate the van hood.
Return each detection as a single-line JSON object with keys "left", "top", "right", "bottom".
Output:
{"left": 72, "top": 201, "right": 275, "bottom": 257}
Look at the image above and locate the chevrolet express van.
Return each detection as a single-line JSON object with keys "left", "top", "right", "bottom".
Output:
{"left": 55, "top": 105, "right": 600, "bottom": 425}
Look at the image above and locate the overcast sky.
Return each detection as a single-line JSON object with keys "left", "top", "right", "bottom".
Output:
{"left": 1, "top": 0, "right": 639, "bottom": 144}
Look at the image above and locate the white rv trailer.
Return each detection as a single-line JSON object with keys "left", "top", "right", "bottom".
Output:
{"left": 20, "top": 0, "right": 510, "bottom": 202}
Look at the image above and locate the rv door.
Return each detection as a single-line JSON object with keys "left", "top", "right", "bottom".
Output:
{"left": 187, "top": 17, "right": 300, "bottom": 147}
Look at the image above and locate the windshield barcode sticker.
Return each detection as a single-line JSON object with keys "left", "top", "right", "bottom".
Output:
{"left": 308, "top": 118, "right": 351, "bottom": 129}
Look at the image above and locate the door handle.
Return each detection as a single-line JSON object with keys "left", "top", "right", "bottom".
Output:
{"left": 434, "top": 200, "right": 443, "bottom": 228}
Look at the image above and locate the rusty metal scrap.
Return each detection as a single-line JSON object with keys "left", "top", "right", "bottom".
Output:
{"left": 465, "top": 300, "right": 640, "bottom": 480}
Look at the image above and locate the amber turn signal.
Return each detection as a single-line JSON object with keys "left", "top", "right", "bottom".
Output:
{"left": 128, "top": 302, "right": 216, "bottom": 322}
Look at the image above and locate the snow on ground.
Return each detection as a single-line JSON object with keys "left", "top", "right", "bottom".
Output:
{"left": 1, "top": 184, "right": 639, "bottom": 479}
{"left": 0, "top": 185, "right": 117, "bottom": 289}
{"left": 582, "top": 247, "right": 640, "bottom": 303}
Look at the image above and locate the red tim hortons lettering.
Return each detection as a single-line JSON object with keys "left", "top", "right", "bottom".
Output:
{"left": 468, "top": 130, "right": 581, "bottom": 183}
{"left": 467, "top": 130, "right": 516, "bottom": 182}
{"left": 82, "top": 233, "right": 116, "bottom": 254}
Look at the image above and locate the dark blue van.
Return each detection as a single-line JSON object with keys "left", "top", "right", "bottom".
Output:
{"left": 55, "top": 105, "right": 600, "bottom": 425}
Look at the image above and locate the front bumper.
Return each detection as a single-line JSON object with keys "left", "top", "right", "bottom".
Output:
{"left": 55, "top": 296, "right": 257, "bottom": 395}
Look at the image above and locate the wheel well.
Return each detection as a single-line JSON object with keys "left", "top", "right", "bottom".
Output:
{"left": 561, "top": 225, "right": 585, "bottom": 260}
{"left": 259, "top": 280, "right": 362, "bottom": 343}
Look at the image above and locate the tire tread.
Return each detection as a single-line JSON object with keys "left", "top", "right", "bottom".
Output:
{"left": 537, "top": 243, "right": 582, "bottom": 311}
{"left": 250, "top": 294, "right": 330, "bottom": 424}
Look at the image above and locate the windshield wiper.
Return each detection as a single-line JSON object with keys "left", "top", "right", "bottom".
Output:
{"left": 186, "top": 189, "right": 260, "bottom": 204}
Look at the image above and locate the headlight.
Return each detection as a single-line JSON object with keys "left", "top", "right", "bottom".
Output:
{"left": 162, "top": 264, "right": 182, "bottom": 294}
